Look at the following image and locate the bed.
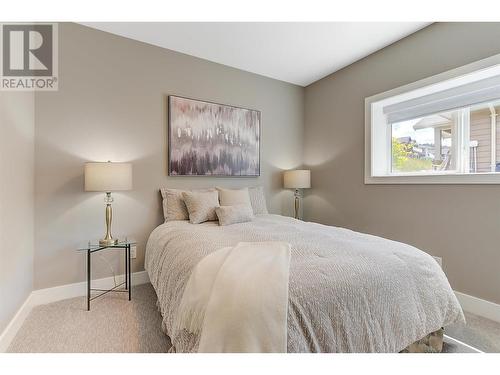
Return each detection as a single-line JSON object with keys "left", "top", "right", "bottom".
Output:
{"left": 145, "top": 214, "right": 464, "bottom": 353}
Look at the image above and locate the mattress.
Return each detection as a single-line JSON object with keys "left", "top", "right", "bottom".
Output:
{"left": 145, "top": 214, "right": 464, "bottom": 352}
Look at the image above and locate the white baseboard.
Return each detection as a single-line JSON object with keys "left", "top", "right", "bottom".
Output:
{"left": 0, "top": 270, "right": 150, "bottom": 352}
{"left": 455, "top": 290, "right": 500, "bottom": 324}
{"left": 30, "top": 270, "right": 150, "bottom": 306}
{"left": 0, "top": 294, "right": 36, "bottom": 353}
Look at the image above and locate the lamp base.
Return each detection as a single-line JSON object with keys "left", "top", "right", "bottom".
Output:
{"left": 99, "top": 238, "right": 118, "bottom": 246}
{"left": 100, "top": 192, "right": 117, "bottom": 247}
{"left": 294, "top": 189, "right": 301, "bottom": 220}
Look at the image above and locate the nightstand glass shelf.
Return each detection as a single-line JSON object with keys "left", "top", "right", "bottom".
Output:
{"left": 77, "top": 237, "right": 136, "bottom": 251}
{"left": 77, "top": 237, "right": 136, "bottom": 311}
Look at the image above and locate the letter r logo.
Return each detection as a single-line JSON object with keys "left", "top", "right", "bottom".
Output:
{"left": 2, "top": 24, "right": 53, "bottom": 76}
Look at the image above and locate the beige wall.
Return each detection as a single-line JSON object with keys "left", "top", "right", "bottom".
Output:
{"left": 304, "top": 22, "right": 500, "bottom": 304}
{"left": 0, "top": 91, "right": 35, "bottom": 333}
{"left": 34, "top": 23, "right": 304, "bottom": 289}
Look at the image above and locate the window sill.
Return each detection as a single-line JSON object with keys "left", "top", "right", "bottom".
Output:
{"left": 365, "top": 173, "right": 500, "bottom": 184}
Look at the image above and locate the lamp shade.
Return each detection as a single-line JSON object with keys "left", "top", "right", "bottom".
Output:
{"left": 84, "top": 162, "right": 132, "bottom": 192}
{"left": 284, "top": 169, "right": 311, "bottom": 189}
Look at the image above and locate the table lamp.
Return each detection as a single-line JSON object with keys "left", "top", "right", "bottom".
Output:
{"left": 283, "top": 169, "right": 311, "bottom": 220}
{"left": 84, "top": 161, "right": 132, "bottom": 246}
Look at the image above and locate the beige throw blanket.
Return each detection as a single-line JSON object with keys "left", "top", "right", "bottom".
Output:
{"left": 174, "top": 241, "right": 291, "bottom": 353}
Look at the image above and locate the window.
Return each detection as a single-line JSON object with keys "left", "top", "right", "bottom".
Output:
{"left": 365, "top": 54, "right": 500, "bottom": 184}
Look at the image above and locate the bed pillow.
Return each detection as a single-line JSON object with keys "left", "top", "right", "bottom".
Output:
{"left": 160, "top": 188, "right": 216, "bottom": 221}
{"left": 248, "top": 186, "right": 268, "bottom": 214}
{"left": 182, "top": 190, "right": 220, "bottom": 224}
{"left": 216, "top": 187, "right": 252, "bottom": 206}
{"left": 215, "top": 204, "right": 254, "bottom": 226}
{"left": 160, "top": 188, "right": 189, "bottom": 221}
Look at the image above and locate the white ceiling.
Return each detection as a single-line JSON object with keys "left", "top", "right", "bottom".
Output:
{"left": 81, "top": 22, "right": 430, "bottom": 86}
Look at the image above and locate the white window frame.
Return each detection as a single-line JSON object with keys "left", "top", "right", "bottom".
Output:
{"left": 365, "top": 53, "right": 500, "bottom": 184}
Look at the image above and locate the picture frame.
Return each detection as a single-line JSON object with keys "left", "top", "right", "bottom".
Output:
{"left": 168, "top": 95, "right": 261, "bottom": 176}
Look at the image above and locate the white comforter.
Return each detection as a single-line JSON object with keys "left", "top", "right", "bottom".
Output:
{"left": 145, "top": 214, "right": 464, "bottom": 353}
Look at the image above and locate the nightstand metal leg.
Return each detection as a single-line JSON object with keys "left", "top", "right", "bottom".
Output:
{"left": 87, "top": 249, "right": 91, "bottom": 311}
{"left": 125, "top": 245, "right": 128, "bottom": 290}
{"left": 128, "top": 244, "right": 131, "bottom": 301}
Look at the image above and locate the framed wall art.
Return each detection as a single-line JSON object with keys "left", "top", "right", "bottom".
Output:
{"left": 168, "top": 95, "right": 260, "bottom": 176}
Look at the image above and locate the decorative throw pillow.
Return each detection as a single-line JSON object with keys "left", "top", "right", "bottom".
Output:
{"left": 160, "top": 188, "right": 216, "bottom": 221}
{"left": 215, "top": 204, "right": 254, "bottom": 226}
{"left": 182, "top": 190, "right": 220, "bottom": 224}
{"left": 216, "top": 187, "right": 252, "bottom": 206}
{"left": 160, "top": 188, "right": 189, "bottom": 221}
{"left": 248, "top": 186, "right": 268, "bottom": 214}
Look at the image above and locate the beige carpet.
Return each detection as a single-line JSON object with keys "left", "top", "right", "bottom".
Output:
{"left": 8, "top": 283, "right": 172, "bottom": 353}
{"left": 7, "top": 283, "right": 498, "bottom": 353}
{"left": 445, "top": 311, "right": 500, "bottom": 353}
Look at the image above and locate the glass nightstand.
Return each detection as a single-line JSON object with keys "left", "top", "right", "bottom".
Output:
{"left": 77, "top": 237, "right": 136, "bottom": 311}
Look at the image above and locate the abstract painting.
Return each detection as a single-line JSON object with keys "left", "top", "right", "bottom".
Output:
{"left": 168, "top": 95, "right": 260, "bottom": 176}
